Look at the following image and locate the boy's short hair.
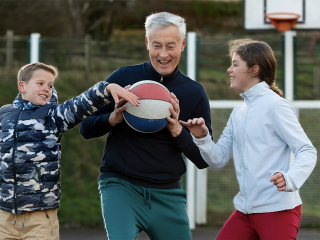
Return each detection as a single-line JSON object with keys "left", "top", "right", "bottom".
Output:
{"left": 17, "top": 62, "right": 58, "bottom": 84}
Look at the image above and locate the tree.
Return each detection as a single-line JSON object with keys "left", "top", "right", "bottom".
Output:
{"left": 0, "top": 0, "right": 123, "bottom": 38}
{"left": 66, "top": 0, "right": 123, "bottom": 38}
{"left": 0, "top": 0, "right": 68, "bottom": 36}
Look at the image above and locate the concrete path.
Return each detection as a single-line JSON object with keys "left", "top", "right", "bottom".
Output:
{"left": 60, "top": 226, "right": 320, "bottom": 240}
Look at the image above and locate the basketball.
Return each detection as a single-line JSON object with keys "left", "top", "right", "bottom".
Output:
{"left": 123, "top": 80, "right": 173, "bottom": 133}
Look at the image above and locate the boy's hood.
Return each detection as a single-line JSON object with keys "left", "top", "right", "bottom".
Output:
{"left": 13, "top": 87, "right": 58, "bottom": 108}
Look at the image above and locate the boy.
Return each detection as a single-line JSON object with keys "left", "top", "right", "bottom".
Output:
{"left": 0, "top": 62, "right": 139, "bottom": 239}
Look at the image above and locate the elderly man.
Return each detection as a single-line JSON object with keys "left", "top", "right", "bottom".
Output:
{"left": 80, "top": 12, "right": 212, "bottom": 240}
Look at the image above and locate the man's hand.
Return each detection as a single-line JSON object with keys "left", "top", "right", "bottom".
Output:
{"left": 167, "top": 93, "right": 182, "bottom": 137}
{"left": 109, "top": 98, "right": 128, "bottom": 126}
{"left": 180, "top": 117, "right": 208, "bottom": 139}
{"left": 270, "top": 172, "right": 286, "bottom": 191}
{"left": 106, "top": 83, "right": 140, "bottom": 106}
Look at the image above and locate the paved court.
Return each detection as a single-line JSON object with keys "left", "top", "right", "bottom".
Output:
{"left": 60, "top": 226, "right": 320, "bottom": 240}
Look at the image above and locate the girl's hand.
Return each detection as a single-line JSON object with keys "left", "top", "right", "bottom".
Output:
{"left": 270, "top": 172, "right": 286, "bottom": 191}
{"left": 180, "top": 117, "right": 208, "bottom": 139}
{"left": 106, "top": 83, "right": 140, "bottom": 106}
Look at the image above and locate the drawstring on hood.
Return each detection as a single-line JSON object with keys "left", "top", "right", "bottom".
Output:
{"left": 143, "top": 187, "right": 152, "bottom": 209}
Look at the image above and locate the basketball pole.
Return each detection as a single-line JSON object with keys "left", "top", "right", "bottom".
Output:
{"left": 29, "top": 33, "right": 41, "bottom": 63}
{"left": 283, "top": 30, "right": 297, "bottom": 166}
{"left": 186, "top": 31, "right": 208, "bottom": 230}
{"left": 283, "top": 30, "right": 296, "bottom": 102}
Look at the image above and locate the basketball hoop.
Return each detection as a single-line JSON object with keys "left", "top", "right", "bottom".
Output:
{"left": 265, "top": 12, "right": 300, "bottom": 31}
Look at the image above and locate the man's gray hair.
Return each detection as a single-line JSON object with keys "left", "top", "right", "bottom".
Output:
{"left": 145, "top": 12, "right": 186, "bottom": 42}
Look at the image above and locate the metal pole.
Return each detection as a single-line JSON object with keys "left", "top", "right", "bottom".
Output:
{"left": 284, "top": 30, "right": 296, "bottom": 101}
{"left": 186, "top": 31, "right": 197, "bottom": 230}
{"left": 6, "top": 30, "right": 14, "bottom": 73}
{"left": 30, "top": 33, "right": 41, "bottom": 63}
{"left": 186, "top": 32, "right": 207, "bottom": 228}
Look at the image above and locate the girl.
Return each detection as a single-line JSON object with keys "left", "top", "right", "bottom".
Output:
{"left": 180, "top": 39, "right": 317, "bottom": 240}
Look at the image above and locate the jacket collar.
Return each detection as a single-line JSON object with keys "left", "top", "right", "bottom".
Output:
{"left": 240, "top": 81, "right": 271, "bottom": 103}
{"left": 143, "top": 61, "right": 180, "bottom": 83}
{"left": 13, "top": 88, "right": 59, "bottom": 109}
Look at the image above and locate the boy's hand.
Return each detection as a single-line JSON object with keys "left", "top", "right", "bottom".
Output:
{"left": 106, "top": 83, "right": 140, "bottom": 106}
{"left": 270, "top": 172, "right": 286, "bottom": 191}
{"left": 167, "top": 93, "right": 182, "bottom": 137}
{"left": 180, "top": 117, "right": 208, "bottom": 139}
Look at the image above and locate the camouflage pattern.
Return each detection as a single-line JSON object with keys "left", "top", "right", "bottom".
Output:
{"left": 0, "top": 81, "right": 111, "bottom": 214}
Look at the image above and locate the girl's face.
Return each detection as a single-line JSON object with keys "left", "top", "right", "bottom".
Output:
{"left": 227, "top": 53, "right": 260, "bottom": 93}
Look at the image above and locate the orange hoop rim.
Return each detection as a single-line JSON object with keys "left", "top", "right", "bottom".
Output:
{"left": 265, "top": 12, "right": 300, "bottom": 31}
{"left": 265, "top": 12, "right": 300, "bottom": 20}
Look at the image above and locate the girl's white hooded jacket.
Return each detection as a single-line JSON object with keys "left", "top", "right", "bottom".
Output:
{"left": 193, "top": 82, "right": 317, "bottom": 214}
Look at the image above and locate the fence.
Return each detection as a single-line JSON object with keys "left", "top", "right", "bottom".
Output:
{"left": 0, "top": 30, "right": 319, "bottom": 227}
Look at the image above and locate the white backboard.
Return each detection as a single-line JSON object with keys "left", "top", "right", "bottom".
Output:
{"left": 243, "top": 0, "right": 320, "bottom": 31}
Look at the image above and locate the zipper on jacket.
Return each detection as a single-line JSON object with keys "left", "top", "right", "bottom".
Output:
{"left": 241, "top": 95, "right": 249, "bottom": 213}
{"left": 12, "top": 104, "right": 25, "bottom": 214}
{"left": 160, "top": 76, "right": 163, "bottom": 82}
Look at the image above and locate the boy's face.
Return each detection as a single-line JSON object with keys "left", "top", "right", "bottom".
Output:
{"left": 18, "top": 69, "right": 55, "bottom": 106}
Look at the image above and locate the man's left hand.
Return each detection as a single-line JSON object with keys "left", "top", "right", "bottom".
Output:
{"left": 167, "top": 93, "right": 182, "bottom": 137}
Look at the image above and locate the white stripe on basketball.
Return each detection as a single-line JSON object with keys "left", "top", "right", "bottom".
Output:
{"left": 125, "top": 100, "right": 172, "bottom": 119}
{"left": 129, "top": 80, "right": 166, "bottom": 89}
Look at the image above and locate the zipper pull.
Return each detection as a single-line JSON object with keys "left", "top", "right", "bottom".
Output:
{"left": 160, "top": 76, "right": 163, "bottom": 82}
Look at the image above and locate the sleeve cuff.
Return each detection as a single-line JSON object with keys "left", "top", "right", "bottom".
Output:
{"left": 191, "top": 132, "right": 211, "bottom": 145}
{"left": 104, "top": 82, "right": 113, "bottom": 101}
{"left": 174, "top": 127, "right": 191, "bottom": 142}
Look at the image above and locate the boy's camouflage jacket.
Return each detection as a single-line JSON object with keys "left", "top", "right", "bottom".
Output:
{"left": 0, "top": 81, "right": 110, "bottom": 214}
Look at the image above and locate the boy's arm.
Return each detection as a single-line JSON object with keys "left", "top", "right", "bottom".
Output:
{"left": 51, "top": 81, "right": 111, "bottom": 133}
{"left": 80, "top": 95, "right": 132, "bottom": 139}
{"left": 79, "top": 103, "right": 114, "bottom": 139}
{"left": 52, "top": 81, "right": 138, "bottom": 133}
{"left": 79, "top": 69, "right": 125, "bottom": 139}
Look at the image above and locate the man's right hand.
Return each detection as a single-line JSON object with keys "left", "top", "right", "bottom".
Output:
{"left": 109, "top": 98, "right": 128, "bottom": 126}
